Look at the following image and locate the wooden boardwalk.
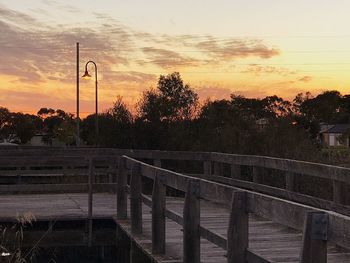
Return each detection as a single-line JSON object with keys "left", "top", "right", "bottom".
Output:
{"left": 1, "top": 193, "right": 350, "bottom": 263}
{"left": 3, "top": 148, "right": 350, "bottom": 262}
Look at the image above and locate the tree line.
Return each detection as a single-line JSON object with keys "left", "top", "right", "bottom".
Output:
{"left": 1, "top": 72, "right": 350, "bottom": 163}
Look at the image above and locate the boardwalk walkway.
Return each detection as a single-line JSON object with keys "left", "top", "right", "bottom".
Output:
{"left": 2, "top": 148, "right": 350, "bottom": 262}
{"left": 1, "top": 193, "right": 350, "bottom": 263}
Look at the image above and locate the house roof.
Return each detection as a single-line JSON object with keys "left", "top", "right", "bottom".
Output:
{"left": 324, "top": 124, "right": 350, "bottom": 134}
{"left": 0, "top": 142, "right": 18, "bottom": 146}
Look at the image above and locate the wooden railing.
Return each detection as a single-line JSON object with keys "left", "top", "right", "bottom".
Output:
{"left": 117, "top": 155, "right": 348, "bottom": 263}
{"left": 1, "top": 148, "right": 350, "bottom": 213}
{"left": 0, "top": 148, "right": 349, "bottom": 261}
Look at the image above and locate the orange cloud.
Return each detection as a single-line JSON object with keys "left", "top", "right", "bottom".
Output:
{"left": 196, "top": 38, "right": 280, "bottom": 61}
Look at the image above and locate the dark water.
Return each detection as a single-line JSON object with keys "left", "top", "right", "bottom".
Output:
{"left": 25, "top": 246, "right": 123, "bottom": 262}
{"left": 1, "top": 219, "right": 150, "bottom": 263}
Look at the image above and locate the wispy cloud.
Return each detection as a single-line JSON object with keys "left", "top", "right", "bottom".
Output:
{"left": 298, "top": 76, "right": 312, "bottom": 82}
{"left": 0, "top": 4, "right": 288, "bottom": 112}
{"left": 141, "top": 47, "right": 200, "bottom": 69}
{"left": 196, "top": 38, "right": 280, "bottom": 61}
{"left": 241, "top": 65, "right": 296, "bottom": 76}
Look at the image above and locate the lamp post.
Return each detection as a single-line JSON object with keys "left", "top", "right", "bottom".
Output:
{"left": 82, "top": 61, "right": 98, "bottom": 146}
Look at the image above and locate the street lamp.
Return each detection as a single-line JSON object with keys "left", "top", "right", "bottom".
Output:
{"left": 82, "top": 61, "right": 99, "bottom": 146}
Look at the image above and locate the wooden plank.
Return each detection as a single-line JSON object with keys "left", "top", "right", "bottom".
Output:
{"left": 117, "top": 157, "right": 127, "bottom": 219}
{"left": 0, "top": 183, "right": 115, "bottom": 194}
{"left": 227, "top": 191, "right": 248, "bottom": 263}
{"left": 286, "top": 171, "right": 296, "bottom": 192}
{"left": 88, "top": 158, "right": 94, "bottom": 247}
{"left": 152, "top": 174, "right": 166, "bottom": 254}
{"left": 333, "top": 180, "right": 349, "bottom": 205}
{"left": 183, "top": 179, "right": 200, "bottom": 263}
{"left": 300, "top": 212, "right": 328, "bottom": 263}
{"left": 130, "top": 162, "right": 142, "bottom": 234}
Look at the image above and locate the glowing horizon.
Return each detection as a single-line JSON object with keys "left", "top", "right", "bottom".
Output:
{"left": 1, "top": 0, "right": 350, "bottom": 115}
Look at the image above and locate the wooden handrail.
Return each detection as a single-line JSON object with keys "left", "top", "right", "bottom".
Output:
{"left": 1, "top": 149, "right": 350, "bottom": 208}
{"left": 119, "top": 155, "right": 350, "bottom": 262}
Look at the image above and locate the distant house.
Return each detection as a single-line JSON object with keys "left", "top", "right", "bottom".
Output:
{"left": 255, "top": 118, "right": 269, "bottom": 130}
{"left": 29, "top": 133, "right": 47, "bottom": 146}
{"left": 0, "top": 141, "right": 18, "bottom": 147}
{"left": 29, "top": 133, "right": 66, "bottom": 147}
{"left": 319, "top": 124, "right": 350, "bottom": 147}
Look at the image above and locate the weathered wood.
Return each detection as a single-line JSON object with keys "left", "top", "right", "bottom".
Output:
{"left": 0, "top": 183, "right": 115, "bottom": 194}
{"left": 300, "top": 211, "right": 328, "bottom": 263}
{"left": 183, "top": 179, "right": 200, "bottom": 263}
{"left": 152, "top": 174, "right": 166, "bottom": 254}
{"left": 203, "top": 160, "right": 211, "bottom": 176}
{"left": 88, "top": 158, "right": 94, "bottom": 247}
{"left": 227, "top": 191, "right": 248, "bottom": 263}
{"left": 130, "top": 162, "right": 142, "bottom": 234}
{"left": 286, "top": 171, "right": 296, "bottom": 191}
{"left": 252, "top": 166, "right": 264, "bottom": 184}
{"left": 117, "top": 157, "right": 127, "bottom": 219}
{"left": 333, "top": 180, "right": 349, "bottom": 205}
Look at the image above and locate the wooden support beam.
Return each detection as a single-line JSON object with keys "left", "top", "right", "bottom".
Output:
{"left": 152, "top": 173, "right": 166, "bottom": 254}
{"left": 286, "top": 171, "right": 296, "bottom": 192}
{"left": 227, "top": 191, "right": 248, "bottom": 263}
{"left": 203, "top": 160, "right": 211, "bottom": 176}
{"left": 88, "top": 158, "right": 94, "bottom": 247}
{"left": 117, "top": 157, "right": 127, "bottom": 219}
{"left": 130, "top": 162, "right": 142, "bottom": 235}
{"left": 333, "top": 180, "right": 349, "bottom": 205}
{"left": 183, "top": 179, "right": 200, "bottom": 263}
{"left": 300, "top": 211, "right": 328, "bottom": 263}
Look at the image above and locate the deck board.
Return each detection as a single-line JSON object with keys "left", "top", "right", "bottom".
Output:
{"left": 1, "top": 193, "right": 350, "bottom": 262}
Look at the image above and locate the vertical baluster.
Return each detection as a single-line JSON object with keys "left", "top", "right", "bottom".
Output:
{"left": 88, "top": 157, "right": 94, "bottom": 247}
{"left": 183, "top": 179, "right": 200, "bottom": 263}
{"left": 300, "top": 211, "right": 328, "bottom": 263}
{"left": 130, "top": 162, "right": 142, "bottom": 234}
{"left": 117, "top": 157, "right": 127, "bottom": 219}
{"left": 152, "top": 173, "right": 166, "bottom": 254}
{"left": 227, "top": 191, "right": 248, "bottom": 263}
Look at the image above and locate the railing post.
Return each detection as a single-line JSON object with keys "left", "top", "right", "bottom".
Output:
{"left": 286, "top": 171, "right": 296, "bottom": 192}
{"left": 333, "top": 180, "right": 348, "bottom": 205}
{"left": 252, "top": 166, "right": 264, "bottom": 184}
{"left": 230, "top": 164, "right": 241, "bottom": 179}
{"left": 227, "top": 191, "right": 248, "bottom": 263}
{"left": 117, "top": 157, "right": 127, "bottom": 219}
{"left": 88, "top": 158, "right": 94, "bottom": 247}
{"left": 152, "top": 173, "right": 166, "bottom": 254}
{"left": 300, "top": 211, "right": 328, "bottom": 263}
{"left": 130, "top": 162, "right": 142, "bottom": 235}
{"left": 204, "top": 160, "right": 212, "bottom": 176}
{"left": 183, "top": 179, "right": 200, "bottom": 263}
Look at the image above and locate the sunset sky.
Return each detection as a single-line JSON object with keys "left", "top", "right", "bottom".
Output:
{"left": 1, "top": 0, "right": 350, "bottom": 115}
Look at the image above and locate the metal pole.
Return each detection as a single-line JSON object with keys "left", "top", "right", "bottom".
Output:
{"left": 83, "top": 61, "right": 98, "bottom": 147}
{"left": 76, "top": 42, "right": 80, "bottom": 146}
{"left": 95, "top": 65, "right": 98, "bottom": 147}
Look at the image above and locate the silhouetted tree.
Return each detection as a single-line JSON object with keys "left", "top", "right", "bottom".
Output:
{"left": 81, "top": 97, "right": 133, "bottom": 147}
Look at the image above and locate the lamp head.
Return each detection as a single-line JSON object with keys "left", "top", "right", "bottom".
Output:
{"left": 82, "top": 69, "right": 91, "bottom": 79}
